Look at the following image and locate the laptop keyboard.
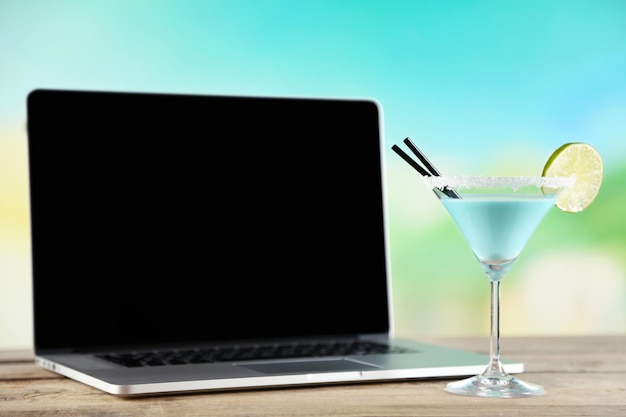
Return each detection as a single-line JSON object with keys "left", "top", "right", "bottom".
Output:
{"left": 96, "top": 341, "right": 415, "bottom": 368}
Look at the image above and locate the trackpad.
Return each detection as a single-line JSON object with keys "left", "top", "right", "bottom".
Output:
{"left": 239, "top": 359, "right": 378, "bottom": 375}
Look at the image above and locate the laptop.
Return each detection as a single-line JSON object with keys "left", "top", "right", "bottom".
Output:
{"left": 26, "top": 88, "right": 522, "bottom": 396}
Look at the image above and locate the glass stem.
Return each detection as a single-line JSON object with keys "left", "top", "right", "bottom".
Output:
{"left": 485, "top": 279, "right": 507, "bottom": 377}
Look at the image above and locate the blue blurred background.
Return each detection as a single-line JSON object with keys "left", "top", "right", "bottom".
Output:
{"left": 1, "top": 0, "right": 625, "bottom": 349}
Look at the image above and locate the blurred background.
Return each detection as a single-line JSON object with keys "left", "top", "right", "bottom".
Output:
{"left": 1, "top": 0, "right": 625, "bottom": 350}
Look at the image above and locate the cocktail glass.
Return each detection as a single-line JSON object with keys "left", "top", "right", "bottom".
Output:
{"left": 424, "top": 175, "right": 574, "bottom": 398}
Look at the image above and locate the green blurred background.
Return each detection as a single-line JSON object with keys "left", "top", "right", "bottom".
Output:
{"left": 1, "top": 0, "right": 625, "bottom": 349}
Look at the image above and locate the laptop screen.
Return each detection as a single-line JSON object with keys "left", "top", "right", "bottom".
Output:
{"left": 27, "top": 89, "right": 390, "bottom": 351}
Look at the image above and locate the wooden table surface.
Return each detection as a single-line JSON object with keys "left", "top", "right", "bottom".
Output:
{"left": 1, "top": 335, "right": 625, "bottom": 416}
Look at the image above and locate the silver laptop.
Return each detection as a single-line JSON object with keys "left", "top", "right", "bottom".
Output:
{"left": 26, "top": 88, "right": 522, "bottom": 396}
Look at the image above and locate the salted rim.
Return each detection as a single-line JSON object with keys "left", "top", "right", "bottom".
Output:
{"left": 423, "top": 175, "right": 576, "bottom": 191}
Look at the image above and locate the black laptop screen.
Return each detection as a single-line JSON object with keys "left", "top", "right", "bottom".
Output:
{"left": 27, "top": 89, "right": 390, "bottom": 351}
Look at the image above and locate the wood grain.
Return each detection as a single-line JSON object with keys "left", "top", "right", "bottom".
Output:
{"left": 2, "top": 336, "right": 625, "bottom": 417}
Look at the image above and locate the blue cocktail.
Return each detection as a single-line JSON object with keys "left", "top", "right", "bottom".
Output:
{"left": 441, "top": 194, "right": 556, "bottom": 280}
{"left": 425, "top": 175, "right": 574, "bottom": 398}
{"left": 392, "top": 138, "right": 602, "bottom": 398}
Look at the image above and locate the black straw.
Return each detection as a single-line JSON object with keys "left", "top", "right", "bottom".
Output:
{"left": 403, "top": 138, "right": 442, "bottom": 176}
{"left": 391, "top": 144, "right": 431, "bottom": 177}
{"left": 391, "top": 138, "right": 461, "bottom": 199}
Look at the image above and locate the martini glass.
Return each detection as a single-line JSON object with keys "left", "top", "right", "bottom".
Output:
{"left": 424, "top": 175, "right": 574, "bottom": 398}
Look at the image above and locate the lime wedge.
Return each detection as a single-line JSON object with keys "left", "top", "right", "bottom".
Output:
{"left": 542, "top": 142, "right": 603, "bottom": 213}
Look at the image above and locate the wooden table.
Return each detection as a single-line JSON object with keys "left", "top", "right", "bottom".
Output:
{"left": 2, "top": 336, "right": 625, "bottom": 416}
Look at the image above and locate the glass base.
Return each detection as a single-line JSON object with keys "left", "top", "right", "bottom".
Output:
{"left": 445, "top": 374, "right": 544, "bottom": 398}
